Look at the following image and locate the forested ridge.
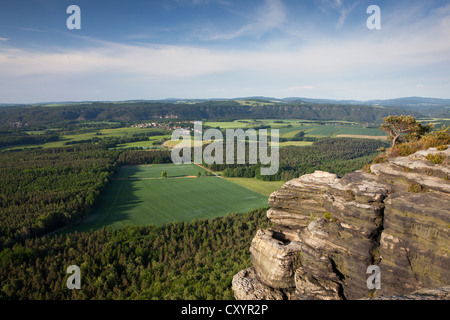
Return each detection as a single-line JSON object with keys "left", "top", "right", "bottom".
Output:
{"left": 0, "top": 100, "right": 420, "bottom": 129}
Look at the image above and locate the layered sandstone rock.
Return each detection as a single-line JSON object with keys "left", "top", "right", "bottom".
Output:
{"left": 233, "top": 146, "right": 450, "bottom": 300}
{"left": 363, "top": 286, "right": 450, "bottom": 300}
{"left": 267, "top": 171, "right": 340, "bottom": 228}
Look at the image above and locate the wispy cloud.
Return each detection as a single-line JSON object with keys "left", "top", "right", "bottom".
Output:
{"left": 207, "top": 0, "right": 286, "bottom": 40}
{"left": 3, "top": 14, "right": 448, "bottom": 80}
{"left": 171, "top": 0, "right": 231, "bottom": 8}
{"left": 20, "top": 27, "right": 46, "bottom": 33}
{"left": 0, "top": 38, "right": 9, "bottom": 41}
{"left": 315, "top": 0, "right": 358, "bottom": 28}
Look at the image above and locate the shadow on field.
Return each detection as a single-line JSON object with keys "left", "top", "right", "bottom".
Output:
{"left": 67, "top": 174, "right": 144, "bottom": 233}
{"left": 98, "top": 178, "right": 143, "bottom": 228}
{"left": 114, "top": 165, "right": 141, "bottom": 179}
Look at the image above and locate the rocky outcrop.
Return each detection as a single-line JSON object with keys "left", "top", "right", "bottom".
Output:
{"left": 232, "top": 268, "right": 285, "bottom": 300}
{"left": 232, "top": 146, "right": 450, "bottom": 300}
{"left": 362, "top": 286, "right": 450, "bottom": 300}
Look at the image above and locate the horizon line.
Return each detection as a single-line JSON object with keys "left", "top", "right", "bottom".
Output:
{"left": 2, "top": 95, "right": 450, "bottom": 106}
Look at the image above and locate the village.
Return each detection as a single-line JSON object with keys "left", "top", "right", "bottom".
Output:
{"left": 131, "top": 120, "right": 198, "bottom": 136}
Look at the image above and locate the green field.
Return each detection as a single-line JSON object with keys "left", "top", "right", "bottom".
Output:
{"left": 66, "top": 164, "right": 268, "bottom": 232}
{"left": 6, "top": 119, "right": 387, "bottom": 152}
{"left": 279, "top": 127, "right": 307, "bottom": 137}
{"left": 116, "top": 163, "right": 202, "bottom": 179}
{"left": 4, "top": 127, "right": 170, "bottom": 151}
{"left": 206, "top": 119, "right": 308, "bottom": 130}
{"left": 337, "top": 127, "right": 386, "bottom": 136}
{"left": 224, "top": 177, "right": 285, "bottom": 197}
{"left": 205, "top": 120, "right": 387, "bottom": 141}
{"left": 277, "top": 141, "right": 314, "bottom": 147}
{"left": 304, "top": 125, "right": 343, "bottom": 136}
{"left": 205, "top": 121, "right": 251, "bottom": 129}
{"left": 115, "top": 134, "right": 170, "bottom": 149}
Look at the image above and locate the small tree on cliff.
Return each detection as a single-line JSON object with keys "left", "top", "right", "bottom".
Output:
{"left": 380, "top": 115, "right": 432, "bottom": 147}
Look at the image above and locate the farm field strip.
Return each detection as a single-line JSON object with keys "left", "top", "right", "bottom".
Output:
{"left": 224, "top": 177, "right": 285, "bottom": 197}
{"left": 64, "top": 164, "right": 268, "bottom": 232}
{"left": 3, "top": 127, "right": 171, "bottom": 150}
{"left": 206, "top": 120, "right": 386, "bottom": 139}
{"left": 276, "top": 141, "right": 314, "bottom": 147}
{"left": 115, "top": 163, "right": 203, "bottom": 179}
{"left": 335, "top": 134, "right": 388, "bottom": 140}
{"left": 8, "top": 120, "right": 387, "bottom": 151}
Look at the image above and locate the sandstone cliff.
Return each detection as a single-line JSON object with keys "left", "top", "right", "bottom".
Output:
{"left": 232, "top": 146, "right": 450, "bottom": 300}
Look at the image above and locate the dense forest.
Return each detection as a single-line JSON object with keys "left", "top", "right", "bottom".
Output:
{"left": 0, "top": 146, "right": 118, "bottom": 249}
{"left": 116, "top": 149, "right": 172, "bottom": 165}
{"left": 0, "top": 131, "right": 60, "bottom": 148}
{"left": 0, "top": 100, "right": 421, "bottom": 130}
{"left": 0, "top": 147, "right": 171, "bottom": 249}
{"left": 0, "top": 209, "right": 271, "bottom": 300}
{"left": 206, "top": 138, "right": 388, "bottom": 180}
{"left": 65, "top": 132, "right": 169, "bottom": 149}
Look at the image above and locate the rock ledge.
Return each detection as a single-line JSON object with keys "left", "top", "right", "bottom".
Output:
{"left": 232, "top": 146, "right": 450, "bottom": 300}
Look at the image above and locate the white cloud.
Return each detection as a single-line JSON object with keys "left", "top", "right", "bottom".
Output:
{"left": 20, "top": 28, "right": 45, "bottom": 33}
{"left": 1, "top": 20, "right": 449, "bottom": 90}
{"left": 0, "top": 38, "right": 9, "bottom": 41}
{"left": 0, "top": 44, "right": 231, "bottom": 78}
{"left": 283, "top": 86, "right": 316, "bottom": 92}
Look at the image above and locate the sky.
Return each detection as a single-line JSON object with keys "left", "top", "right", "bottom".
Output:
{"left": 0, "top": 0, "right": 450, "bottom": 103}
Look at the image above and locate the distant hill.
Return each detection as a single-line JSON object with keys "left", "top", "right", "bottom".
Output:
{"left": 281, "top": 97, "right": 362, "bottom": 105}
{"left": 0, "top": 99, "right": 424, "bottom": 130}
{"left": 279, "top": 96, "right": 450, "bottom": 116}
{"left": 2, "top": 96, "right": 448, "bottom": 114}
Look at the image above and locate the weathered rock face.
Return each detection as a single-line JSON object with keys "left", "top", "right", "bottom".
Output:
{"left": 379, "top": 192, "right": 450, "bottom": 296}
{"left": 267, "top": 171, "right": 339, "bottom": 228}
{"left": 249, "top": 229, "right": 302, "bottom": 289}
{"left": 232, "top": 146, "right": 450, "bottom": 300}
{"left": 362, "top": 286, "right": 450, "bottom": 300}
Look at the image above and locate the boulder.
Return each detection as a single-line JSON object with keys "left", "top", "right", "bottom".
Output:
{"left": 232, "top": 268, "right": 285, "bottom": 300}
{"left": 250, "top": 229, "right": 302, "bottom": 289}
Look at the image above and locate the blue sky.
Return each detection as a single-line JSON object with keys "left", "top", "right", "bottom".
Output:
{"left": 0, "top": 0, "right": 449, "bottom": 103}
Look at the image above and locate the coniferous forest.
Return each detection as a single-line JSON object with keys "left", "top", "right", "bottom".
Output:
{"left": 0, "top": 209, "right": 271, "bottom": 300}
{"left": 0, "top": 137, "right": 385, "bottom": 300}
{"left": 208, "top": 138, "right": 388, "bottom": 180}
